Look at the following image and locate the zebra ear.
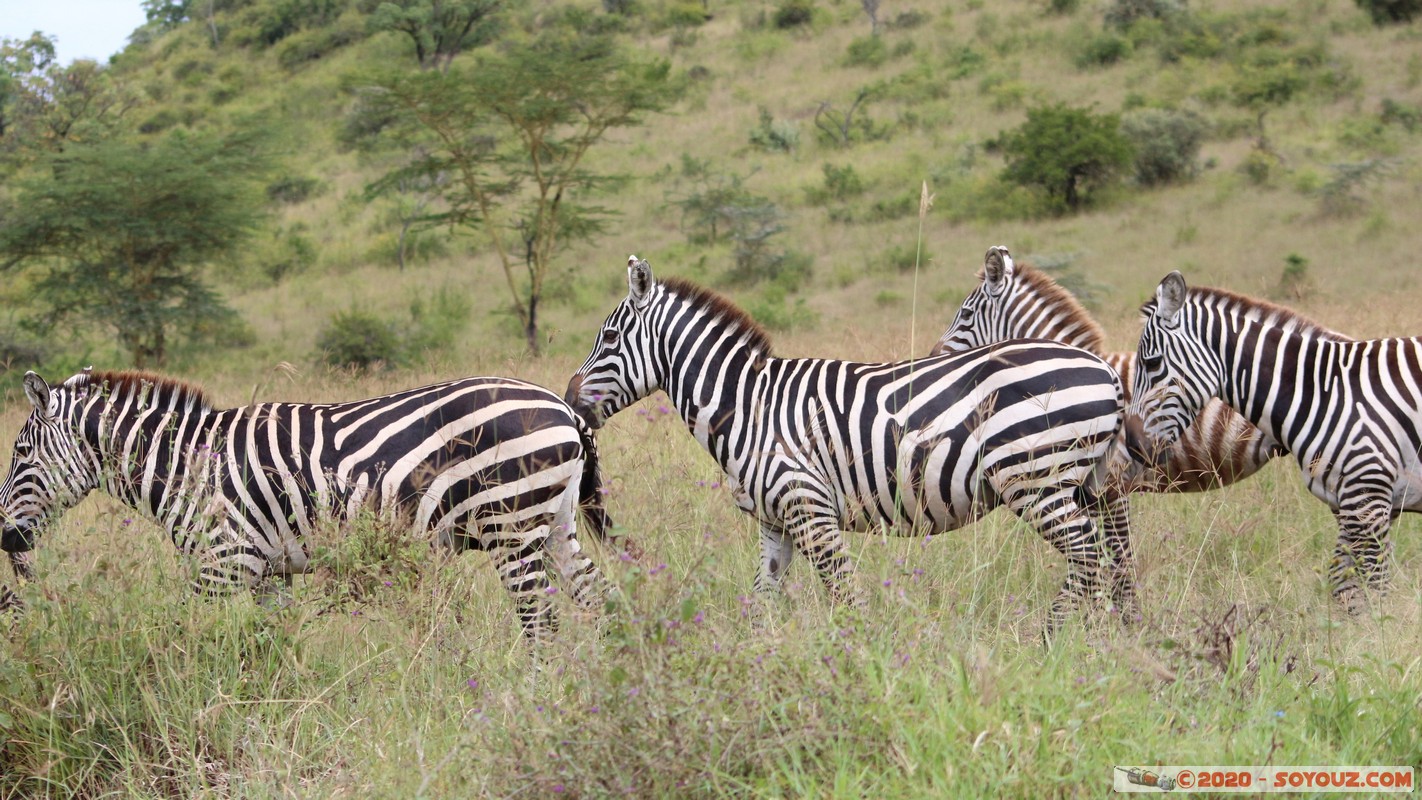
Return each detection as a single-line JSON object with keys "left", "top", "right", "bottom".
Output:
{"left": 627, "top": 256, "right": 654, "bottom": 309}
{"left": 1156, "top": 271, "right": 1187, "bottom": 324}
{"left": 983, "top": 246, "right": 1014, "bottom": 295}
{"left": 22, "top": 372, "right": 51, "bottom": 416}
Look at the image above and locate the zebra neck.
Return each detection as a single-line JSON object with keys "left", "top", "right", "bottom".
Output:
{"left": 85, "top": 387, "right": 221, "bottom": 518}
{"left": 1214, "top": 316, "right": 1340, "bottom": 447}
{"left": 659, "top": 326, "right": 764, "bottom": 475}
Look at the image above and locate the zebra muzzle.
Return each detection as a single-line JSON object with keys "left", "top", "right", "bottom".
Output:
{"left": 1122, "top": 414, "right": 1169, "bottom": 469}
{"left": 1, "top": 522, "right": 36, "bottom": 554}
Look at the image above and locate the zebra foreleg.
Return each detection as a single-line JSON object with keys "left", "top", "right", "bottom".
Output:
{"left": 1329, "top": 494, "right": 1397, "bottom": 612}
{"left": 546, "top": 521, "right": 608, "bottom": 615}
{"left": 10, "top": 550, "right": 35, "bottom": 582}
{"left": 1098, "top": 490, "right": 1139, "bottom": 621}
{"left": 781, "top": 509, "right": 862, "bottom": 608}
{"left": 752, "top": 520, "right": 795, "bottom": 596}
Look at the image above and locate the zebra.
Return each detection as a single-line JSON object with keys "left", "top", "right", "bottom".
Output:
{"left": 932, "top": 246, "right": 1288, "bottom": 591}
{"left": 0, "top": 368, "right": 623, "bottom": 640}
{"left": 566, "top": 256, "right": 1131, "bottom": 632}
{"left": 1129, "top": 270, "right": 1421, "bottom": 609}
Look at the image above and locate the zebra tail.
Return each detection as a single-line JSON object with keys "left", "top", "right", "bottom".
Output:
{"left": 575, "top": 417, "right": 643, "bottom": 561}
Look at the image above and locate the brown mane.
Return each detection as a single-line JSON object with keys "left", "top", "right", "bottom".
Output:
{"left": 660, "top": 277, "right": 775, "bottom": 357}
{"left": 1013, "top": 262, "right": 1107, "bottom": 354}
{"left": 1141, "top": 285, "right": 1350, "bottom": 342}
{"left": 75, "top": 370, "right": 215, "bottom": 410}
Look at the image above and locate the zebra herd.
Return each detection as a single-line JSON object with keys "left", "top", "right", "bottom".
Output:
{"left": 1, "top": 248, "right": 1417, "bottom": 641}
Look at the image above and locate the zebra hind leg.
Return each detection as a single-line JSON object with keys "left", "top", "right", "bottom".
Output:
{"left": 783, "top": 510, "right": 864, "bottom": 609}
{"left": 1329, "top": 497, "right": 1397, "bottom": 613}
{"left": 490, "top": 532, "right": 557, "bottom": 643}
{"left": 1000, "top": 482, "right": 1106, "bottom": 641}
{"left": 547, "top": 483, "right": 610, "bottom": 615}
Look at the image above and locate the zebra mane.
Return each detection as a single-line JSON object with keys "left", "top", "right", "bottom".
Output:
{"left": 73, "top": 370, "right": 215, "bottom": 411}
{"left": 989, "top": 262, "right": 1106, "bottom": 354}
{"left": 1141, "top": 286, "right": 1350, "bottom": 342}
{"left": 660, "top": 277, "right": 774, "bottom": 357}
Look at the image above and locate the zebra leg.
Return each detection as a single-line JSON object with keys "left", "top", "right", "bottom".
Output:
{"left": 783, "top": 511, "right": 862, "bottom": 607}
{"left": 546, "top": 490, "right": 607, "bottom": 614}
{"left": 1098, "top": 490, "right": 1138, "bottom": 621}
{"left": 1000, "top": 483, "right": 1105, "bottom": 638}
{"left": 10, "top": 551, "right": 35, "bottom": 582}
{"left": 752, "top": 520, "right": 795, "bottom": 596}
{"left": 1329, "top": 493, "right": 1396, "bottom": 612}
{"left": 490, "top": 533, "right": 557, "bottom": 642}
{"left": 194, "top": 526, "right": 271, "bottom": 600}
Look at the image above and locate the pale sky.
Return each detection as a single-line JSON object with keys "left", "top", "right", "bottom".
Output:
{"left": 1, "top": 0, "right": 149, "bottom": 64}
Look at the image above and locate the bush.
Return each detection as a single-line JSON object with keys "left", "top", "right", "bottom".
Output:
{"left": 266, "top": 174, "right": 325, "bottom": 204}
{"left": 773, "top": 0, "right": 816, "bottom": 29}
{"left": 845, "top": 35, "right": 889, "bottom": 68}
{"left": 1075, "top": 33, "right": 1132, "bottom": 68}
{"left": 744, "top": 285, "right": 818, "bottom": 331}
{"left": 996, "top": 103, "right": 1134, "bottom": 213}
{"left": 1120, "top": 108, "right": 1207, "bottom": 186}
{"left": 804, "top": 163, "right": 866, "bottom": 205}
{"left": 1354, "top": 0, "right": 1422, "bottom": 24}
{"left": 748, "top": 107, "right": 799, "bottom": 152}
{"left": 316, "top": 309, "right": 402, "bottom": 370}
{"left": 1104, "top": 0, "right": 1188, "bottom": 30}
{"left": 260, "top": 224, "right": 318, "bottom": 283}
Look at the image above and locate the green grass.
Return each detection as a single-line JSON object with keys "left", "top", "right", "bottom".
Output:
{"left": 2, "top": 405, "right": 1420, "bottom": 797}
{"left": 4, "top": 0, "right": 1422, "bottom": 795}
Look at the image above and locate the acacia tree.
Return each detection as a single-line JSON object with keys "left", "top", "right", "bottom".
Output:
{"left": 370, "top": 0, "right": 502, "bottom": 72}
{"left": 354, "top": 29, "right": 673, "bottom": 353}
{"left": 0, "top": 130, "right": 269, "bottom": 367}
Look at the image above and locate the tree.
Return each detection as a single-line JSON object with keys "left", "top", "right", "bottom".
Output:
{"left": 353, "top": 29, "right": 673, "bottom": 354}
{"left": 997, "top": 103, "right": 1133, "bottom": 213}
{"left": 0, "top": 130, "right": 270, "bottom": 367}
{"left": 0, "top": 54, "right": 142, "bottom": 172}
{"left": 0, "top": 33, "right": 56, "bottom": 141}
{"left": 370, "top": 0, "right": 501, "bottom": 72}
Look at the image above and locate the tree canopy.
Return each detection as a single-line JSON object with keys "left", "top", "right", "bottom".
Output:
{"left": 0, "top": 130, "right": 270, "bottom": 367}
{"left": 352, "top": 27, "right": 673, "bottom": 353}
{"left": 998, "top": 103, "right": 1134, "bottom": 213}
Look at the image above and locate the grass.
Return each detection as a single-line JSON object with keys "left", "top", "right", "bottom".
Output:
{"left": 2, "top": 389, "right": 1420, "bottom": 797}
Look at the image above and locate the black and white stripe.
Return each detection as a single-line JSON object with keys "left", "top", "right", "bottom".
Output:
{"left": 933, "top": 247, "right": 1287, "bottom": 590}
{"left": 0, "top": 369, "right": 619, "bottom": 639}
{"left": 1130, "top": 271, "right": 1419, "bottom": 608}
{"left": 567, "top": 257, "right": 1131, "bottom": 631}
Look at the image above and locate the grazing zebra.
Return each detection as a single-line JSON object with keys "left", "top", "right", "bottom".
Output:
{"left": 0, "top": 369, "right": 621, "bottom": 639}
{"left": 1129, "top": 271, "right": 1421, "bottom": 608}
{"left": 566, "top": 256, "right": 1130, "bottom": 632}
{"left": 932, "top": 247, "right": 1288, "bottom": 589}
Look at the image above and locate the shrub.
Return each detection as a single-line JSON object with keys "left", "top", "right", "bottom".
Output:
{"left": 1120, "top": 108, "right": 1207, "bottom": 186}
{"left": 744, "top": 285, "right": 818, "bottom": 331}
{"left": 845, "top": 35, "right": 889, "bottom": 68}
{"left": 748, "top": 107, "right": 799, "bottom": 152}
{"left": 316, "top": 309, "right": 402, "bottom": 370}
{"left": 1075, "top": 32, "right": 1132, "bottom": 68}
{"left": 1381, "top": 98, "right": 1422, "bottom": 132}
{"left": 1274, "top": 253, "right": 1312, "bottom": 302}
{"left": 260, "top": 224, "right": 318, "bottom": 283}
{"left": 996, "top": 103, "right": 1134, "bottom": 213}
{"left": 1104, "top": 0, "right": 1188, "bottom": 30}
{"left": 804, "top": 162, "right": 866, "bottom": 205}
{"left": 1354, "top": 0, "right": 1422, "bottom": 24}
{"left": 266, "top": 174, "right": 325, "bottom": 204}
{"left": 773, "top": 0, "right": 816, "bottom": 29}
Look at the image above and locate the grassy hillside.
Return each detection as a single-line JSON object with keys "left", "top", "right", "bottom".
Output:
{"left": 2, "top": 0, "right": 1422, "bottom": 795}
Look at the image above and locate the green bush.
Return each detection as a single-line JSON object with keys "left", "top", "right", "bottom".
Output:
{"left": 773, "top": 0, "right": 816, "bottom": 29}
{"left": 744, "top": 285, "right": 818, "bottom": 331}
{"left": 1354, "top": 0, "right": 1422, "bottom": 24}
{"left": 266, "top": 174, "right": 325, "bottom": 204}
{"left": 1104, "top": 0, "right": 1188, "bottom": 30}
{"left": 804, "top": 162, "right": 866, "bottom": 205}
{"left": 748, "top": 107, "right": 799, "bottom": 152}
{"left": 845, "top": 35, "right": 889, "bottom": 67}
{"left": 316, "top": 309, "right": 402, "bottom": 370}
{"left": 996, "top": 103, "right": 1134, "bottom": 214}
{"left": 1120, "top": 107, "right": 1207, "bottom": 186}
{"left": 1075, "top": 32, "right": 1132, "bottom": 68}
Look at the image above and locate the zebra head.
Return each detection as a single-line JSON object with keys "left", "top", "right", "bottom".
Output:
{"left": 0, "top": 371, "right": 101, "bottom": 554}
{"left": 566, "top": 256, "right": 662, "bottom": 429}
{"left": 1128, "top": 271, "right": 1221, "bottom": 465}
{"left": 931, "top": 246, "right": 1019, "bottom": 355}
